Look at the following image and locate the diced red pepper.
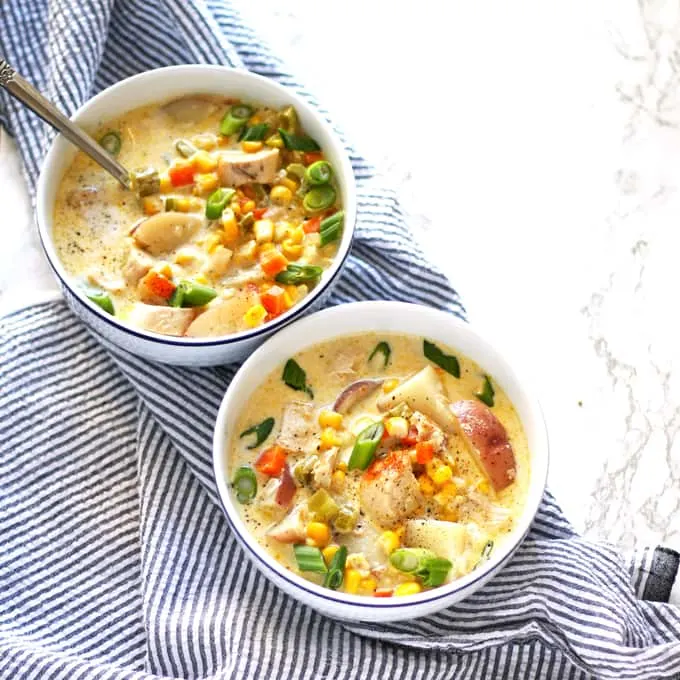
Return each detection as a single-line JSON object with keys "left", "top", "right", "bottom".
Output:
{"left": 303, "top": 216, "right": 321, "bottom": 234}
{"left": 260, "top": 285, "right": 287, "bottom": 317}
{"left": 303, "top": 151, "right": 323, "bottom": 166}
{"left": 415, "top": 441, "right": 435, "bottom": 465}
{"left": 255, "top": 445, "right": 288, "bottom": 476}
{"left": 373, "top": 589, "right": 393, "bottom": 598}
{"left": 168, "top": 159, "right": 195, "bottom": 187}
{"left": 253, "top": 207, "right": 268, "bottom": 219}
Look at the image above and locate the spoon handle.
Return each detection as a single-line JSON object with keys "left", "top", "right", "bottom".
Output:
{"left": 0, "top": 59, "right": 131, "bottom": 189}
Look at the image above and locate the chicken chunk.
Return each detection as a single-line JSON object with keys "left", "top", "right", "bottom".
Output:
{"left": 276, "top": 402, "right": 317, "bottom": 454}
{"left": 311, "top": 446, "right": 339, "bottom": 488}
{"left": 218, "top": 148, "right": 280, "bottom": 186}
{"left": 184, "top": 289, "right": 258, "bottom": 336}
{"left": 127, "top": 303, "right": 195, "bottom": 336}
{"left": 267, "top": 502, "right": 308, "bottom": 543}
{"left": 451, "top": 400, "right": 517, "bottom": 491}
{"left": 359, "top": 451, "right": 423, "bottom": 529}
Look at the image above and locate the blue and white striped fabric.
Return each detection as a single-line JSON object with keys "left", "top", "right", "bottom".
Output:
{"left": 1, "top": 2, "right": 679, "bottom": 678}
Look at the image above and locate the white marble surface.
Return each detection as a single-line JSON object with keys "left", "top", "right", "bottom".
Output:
{"left": 1, "top": 0, "right": 678, "bottom": 550}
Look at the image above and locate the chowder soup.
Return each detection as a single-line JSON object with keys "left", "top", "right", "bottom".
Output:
{"left": 229, "top": 333, "right": 530, "bottom": 597}
{"left": 53, "top": 96, "right": 343, "bottom": 338}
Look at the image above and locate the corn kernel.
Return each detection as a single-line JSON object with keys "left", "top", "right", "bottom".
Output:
{"left": 331, "top": 469, "right": 346, "bottom": 492}
{"left": 377, "top": 530, "right": 400, "bottom": 556}
{"left": 174, "top": 249, "right": 195, "bottom": 266}
{"left": 360, "top": 577, "right": 378, "bottom": 594}
{"left": 384, "top": 416, "right": 408, "bottom": 439}
{"left": 322, "top": 544, "right": 340, "bottom": 565}
{"left": 242, "top": 199, "right": 256, "bottom": 214}
{"left": 231, "top": 199, "right": 242, "bottom": 216}
{"left": 418, "top": 475, "right": 435, "bottom": 496}
{"left": 221, "top": 210, "right": 239, "bottom": 242}
{"left": 142, "top": 195, "right": 163, "bottom": 216}
{"left": 270, "top": 185, "right": 293, "bottom": 206}
{"left": 278, "top": 176, "right": 298, "bottom": 192}
{"left": 320, "top": 427, "right": 342, "bottom": 450}
{"left": 344, "top": 569, "right": 362, "bottom": 595}
{"left": 288, "top": 226, "right": 305, "bottom": 244}
{"left": 194, "top": 273, "right": 208, "bottom": 285}
{"left": 159, "top": 172, "right": 172, "bottom": 193}
{"left": 281, "top": 239, "right": 303, "bottom": 260}
{"left": 205, "top": 233, "right": 223, "bottom": 254}
{"left": 192, "top": 150, "right": 219, "bottom": 173}
{"left": 193, "top": 172, "right": 219, "bottom": 196}
{"left": 274, "top": 221, "right": 292, "bottom": 242}
{"left": 477, "top": 479, "right": 491, "bottom": 495}
{"left": 383, "top": 378, "right": 400, "bottom": 393}
{"left": 265, "top": 133, "right": 284, "bottom": 148}
{"left": 234, "top": 240, "right": 258, "bottom": 264}
{"left": 282, "top": 292, "right": 293, "bottom": 310}
{"left": 319, "top": 410, "right": 343, "bottom": 429}
{"left": 394, "top": 582, "right": 422, "bottom": 597}
{"left": 242, "top": 140, "right": 264, "bottom": 153}
{"left": 191, "top": 133, "right": 218, "bottom": 150}
{"left": 431, "top": 464, "right": 453, "bottom": 486}
{"left": 336, "top": 461, "right": 348, "bottom": 472}
{"left": 243, "top": 304, "right": 267, "bottom": 327}
{"left": 155, "top": 263, "right": 173, "bottom": 279}
{"left": 284, "top": 284, "right": 298, "bottom": 301}
{"left": 172, "top": 197, "right": 191, "bottom": 212}
{"left": 254, "top": 219, "right": 274, "bottom": 243}
{"left": 306, "top": 522, "right": 331, "bottom": 547}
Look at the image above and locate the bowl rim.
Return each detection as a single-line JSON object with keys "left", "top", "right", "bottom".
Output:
{"left": 35, "top": 64, "right": 357, "bottom": 347}
{"left": 213, "top": 300, "right": 550, "bottom": 609}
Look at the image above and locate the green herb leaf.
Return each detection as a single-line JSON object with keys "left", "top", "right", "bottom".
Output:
{"left": 232, "top": 465, "right": 257, "bottom": 504}
{"left": 368, "top": 341, "right": 391, "bottom": 368}
{"left": 278, "top": 128, "right": 321, "bottom": 151}
{"left": 423, "top": 340, "right": 460, "bottom": 378}
{"left": 475, "top": 375, "right": 495, "bottom": 407}
{"left": 282, "top": 359, "right": 314, "bottom": 398}
{"left": 239, "top": 417, "right": 275, "bottom": 450}
{"left": 294, "top": 545, "right": 327, "bottom": 573}
{"left": 240, "top": 123, "right": 270, "bottom": 142}
{"left": 348, "top": 421, "right": 384, "bottom": 471}
{"left": 275, "top": 264, "right": 323, "bottom": 286}
{"left": 323, "top": 545, "right": 348, "bottom": 590}
{"left": 417, "top": 557, "right": 453, "bottom": 587}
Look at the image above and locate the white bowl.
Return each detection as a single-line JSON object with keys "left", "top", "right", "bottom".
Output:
{"left": 213, "top": 301, "right": 549, "bottom": 622}
{"left": 35, "top": 65, "right": 356, "bottom": 366}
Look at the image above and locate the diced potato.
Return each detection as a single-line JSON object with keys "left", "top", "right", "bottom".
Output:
{"left": 133, "top": 212, "right": 202, "bottom": 255}
{"left": 254, "top": 219, "right": 274, "bottom": 243}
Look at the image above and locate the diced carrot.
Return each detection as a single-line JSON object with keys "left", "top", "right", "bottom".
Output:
{"left": 260, "top": 249, "right": 289, "bottom": 277}
{"left": 415, "top": 441, "right": 435, "bottom": 465}
{"left": 303, "top": 151, "right": 323, "bottom": 166}
{"left": 141, "top": 271, "right": 175, "bottom": 300}
{"left": 253, "top": 207, "right": 268, "bottom": 219}
{"left": 373, "top": 589, "right": 393, "bottom": 598}
{"left": 168, "top": 159, "right": 195, "bottom": 187}
{"left": 303, "top": 216, "right": 321, "bottom": 234}
{"left": 260, "top": 285, "right": 287, "bottom": 317}
{"left": 255, "top": 445, "right": 287, "bottom": 476}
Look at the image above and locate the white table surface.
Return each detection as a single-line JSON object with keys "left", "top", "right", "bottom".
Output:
{"left": 1, "top": 0, "right": 677, "bottom": 551}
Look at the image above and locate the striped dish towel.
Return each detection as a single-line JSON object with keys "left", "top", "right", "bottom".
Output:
{"left": 1, "top": 1, "right": 679, "bottom": 678}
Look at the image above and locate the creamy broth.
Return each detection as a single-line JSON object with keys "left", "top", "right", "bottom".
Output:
{"left": 53, "top": 96, "right": 342, "bottom": 337}
{"left": 229, "top": 333, "right": 530, "bottom": 597}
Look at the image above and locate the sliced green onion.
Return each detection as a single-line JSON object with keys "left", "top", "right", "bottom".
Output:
{"left": 418, "top": 557, "right": 453, "bottom": 587}
{"left": 233, "top": 465, "right": 257, "bottom": 504}
{"left": 164, "top": 197, "right": 178, "bottom": 211}
{"left": 220, "top": 103, "right": 254, "bottom": 136}
{"left": 278, "top": 128, "right": 321, "bottom": 152}
{"left": 305, "top": 160, "right": 333, "bottom": 185}
{"left": 475, "top": 375, "right": 495, "bottom": 407}
{"left": 131, "top": 166, "right": 160, "bottom": 197}
{"left": 319, "top": 211, "right": 344, "bottom": 247}
{"left": 85, "top": 289, "right": 115, "bottom": 315}
{"left": 474, "top": 540, "right": 494, "bottom": 570}
{"left": 323, "top": 545, "right": 348, "bottom": 590}
{"left": 99, "top": 131, "right": 121, "bottom": 157}
{"left": 175, "top": 139, "right": 197, "bottom": 158}
{"left": 303, "top": 185, "right": 336, "bottom": 213}
{"left": 282, "top": 358, "right": 314, "bottom": 398}
{"left": 286, "top": 163, "right": 307, "bottom": 179}
{"left": 275, "top": 264, "right": 323, "bottom": 286}
{"left": 390, "top": 548, "right": 436, "bottom": 574}
{"left": 423, "top": 340, "right": 460, "bottom": 379}
{"left": 308, "top": 489, "right": 340, "bottom": 522}
{"left": 239, "top": 417, "right": 275, "bottom": 450}
{"left": 240, "top": 123, "right": 269, "bottom": 142}
{"left": 205, "top": 187, "right": 236, "bottom": 220}
{"left": 278, "top": 105, "right": 298, "bottom": 132}
{"left": 293, "top": 545, "right": 327, "bottom": 574}
{"left": 333, "top": 504, "right": 359, "bottom": 533}
{"left": 348, "top": 421, "right": 384, "bottom": 471}
{"left": 368, "top": 341, "right": 391, "bottom": 368}
{"left": 169, "top": 280, "right": 217, "bottom": 308}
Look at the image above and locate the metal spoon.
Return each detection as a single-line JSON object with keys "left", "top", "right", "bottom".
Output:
{"left": 0, "top": 59, "right": 132, "bottom": 189}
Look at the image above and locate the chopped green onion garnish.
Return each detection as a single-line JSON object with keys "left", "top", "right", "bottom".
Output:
{"left": 240, "top": 123, "right": 269, "bottom": 142}
{"left": 319, "top": 211, "right": 344, "bottom": 247}
{"left": 308, "top": 489, "right": 340, "bottom": 522}
{"left": 220, "top": 104, "right": 253, "bottom": 136}
{"left": 418, "top": 558, "right": 453, "bottom": 587}
{"left": 348, "top": 421, "right": 384, "bottom": 471}
{"left": 390, "top": 549, "right": 452, "bottom": 586}
{"left": 232, "top": 465, "right": 257, "bottom": 504}
{"left": 278, "top": 105, "right": 298, "bottom": 132}
{"left": 305, "top": 160, "right": 332, "bottom": 185}
{"left": 475, "top": 375, "right": 495, "bottom": 407}
{"left": 99, "top": 131, "right": 121, "bottom": 157}
{"left": 323, "top": 545, "right": 348, "bottom": 590}
{"left": 286, "top": 163, "right": 307, "bottom": 179}
{"left": 131, "top": 166, "right": 160, "bottom": 197}
{"left": 474, "top": 540, "right": 494, "bottom": 570}
{"left": 275, "top": 264, "right": 323, "bottom": 286}
{"left": 423, "top": 340, "right": 460, "bottom": 379}
{"left": 368, "top": 341, "right": 391, "bottom": 368}
{"left": 85, "top": 289, "right": 115, "bottom": 315}
{"left": 175, "top": 139, "right": 197, "bottom": 158}
{"left": 205, "top": 187, "right": 236, "bottom": 220}
{"left": 282, "top": 358, "right": 314, "bottom": 398}
{"left": 293, "top": 545, "right": 327, "bottom": 574}
{"left": 169, "top": 280, "right": 217, "bottom": 308}
{"left": 303, "top": 185, "right": 336, "bottom": 213}
{"left": 278, "top": 128, "right": 321, "bottom": 152}
{"left": 333, "top": 504, "right": 359, "bottom": 533}
{"left": 239, "top": 417, "right": 275, "bottom": 450}
{"left": 164, "top": 197, "right": 178, "bottom": 211}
